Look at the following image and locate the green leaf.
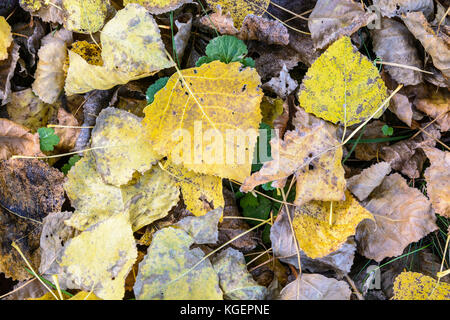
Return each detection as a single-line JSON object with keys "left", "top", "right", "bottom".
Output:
{"left": 240, "top": 193, "right": 259, "bottom": 208}
{"left": 252, "top": 123, "right": 272, "bottom": 172}
{"left": 38, "top": 127, "right": 60, "bottom": 152}
{"left": 61, "top": 155, "right": 81, "bottom": 174}
{"left": 382, "top": 124, "right": 394, "bottom": 136}
{"left": 146, "top": 77, "right": 169, "bottom": 104}
{"left": 242, "top": 195, "right": 272, "bottom": 225}
{"left": 196, "top": 35, "right": 252, "bottom": 67}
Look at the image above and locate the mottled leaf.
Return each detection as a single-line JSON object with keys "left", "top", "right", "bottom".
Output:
{"left": 280, "top": 274, "right": 351, "bottom": 300}
{"left": 393, "top": 272, "right": 450, "bottom": 300}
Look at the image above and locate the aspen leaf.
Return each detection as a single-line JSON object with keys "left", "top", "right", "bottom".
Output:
{"left": 134, "top": 227, "right": 222, "bottom": 300}
{"left": 423, "top": 147, "right": 450, "bottom": 218}
{"left": 206, "top": 0, "right": 270, "bottom": 29}
{"left": 293, "top": 190, "right": 374, "bottom": 259}
{"left": 91, "top": 107, "right": 161, "bottom": 186}
{"left": 123, "top": 0, "right": 192, "bottom": 14}
{"left": 298, "top": 36, "right": 388, "bottom": 126}
{"left": 62, "top": 0, "right": 108, "bottom": 33}
{"left": 59, "top": 212, "right": 138, "bottom": 300}
{"left": 211, "top": 248, "right": 267, "bottom": 300}
{"left": 163, "top": 161, "right": 224, "bottom": 218}
{"left": 393, "top": 272, "right": 450, "bottom": 300}
{"left": 0, "top": 16, "right": 12, "bottom": 60}
{"left": 143, "top": 61, "right": 263, "bottom": 182}
{"left": 175, "top": 207, "right": 223, "bottom": 244}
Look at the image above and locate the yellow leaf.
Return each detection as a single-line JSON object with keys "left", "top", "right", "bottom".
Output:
{"left": 298, "top": 36, "right": 388, "bottom": 126}
{"left": 64, "top": 155, "right": 179, "bottom": 232}
{"left": 62, "top": 0, "right": 108, "bottom": 33}
{"left": 29, "top": 291, "right": 71, "bottom": 300}
{"left": 143, "top": 61, "right": 263, "bottom": 182}
{"left": 293, "top": 190, "right": 374, "bottom": 259}
{"left": 59, "top": 212, "right": 138, "bottom": 300}
{"left": 134, "top": 227, "right": 222, "bottom": 299}
{"left": 393, "top": 272, "right": 450, "bottom": 300}
{"left": 206, "top": 0, "right": 270, "bottom": 29}
{"left": 69, "top": 291, "right": 102, "bottom": 300}
{"left": 163, "top": 161, "right": 224, "bottom": 218}
{"left": 70, "top": 40, "right": 103, "bottom": 66}
{"left": 260, "top": 96, "right": 284, "bottom": 127}
{"left": 0, "top": 16, "right": 12, "bottom": 60}
{"left": 91, "top": 107, "right": 161, "bottom": 186}
{"left": 123, "top": 0, "right": 192, "bottom": 14}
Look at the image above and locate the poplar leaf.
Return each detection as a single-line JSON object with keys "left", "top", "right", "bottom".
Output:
{"left": 393, "top": 272, "right": 450, "bottom": 300}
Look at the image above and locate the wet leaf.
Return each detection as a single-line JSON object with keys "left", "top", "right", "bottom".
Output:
{"left": 356, "top": 173, "right": 438, "bottom": 262}
{"left": 280, "top": 274, "right": 351, "bottom": 300}
{"left": 134, "top": 227, "right": 222, "bottom": 300}
{"left": 212, "top": 248, "right": 268, "bottom": 299}
{"left": 123, "top": 0, "right": 192, "bottom": 14}
{"left": 298, "top": 36, "right": 388, "bottom": 126}
{"left": 393, "top": 272, "right": 450, "bottom": 300}
{"left": 0, "top": 16, "right": 12, "bottom": 60}
{"left": 0, "top": 119, "right": 43, "bottom": 159}
{"left": 175, "top": 207, "right": 222, "bottom": 244}
{"left": 206, "top": 0, "right": 270, "bottom": 29}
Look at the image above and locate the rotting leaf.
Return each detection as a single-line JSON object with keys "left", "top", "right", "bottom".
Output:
{"left": 298, "top": 36, "right": 388, "bottom": 126}
{"left": 143, "top": 60, "right": 263, "bottom": 182}
{"left": 58, "top": 212, "right": 138, "bottom": 300}
{"left": 0, "top": 119, "right": 43, "bottom": 160}
{"left": 414, "top": 89, "right": 450, "bottom": 132}
{"left": 423, "top": 147, "right": 450, "bottom": 218}
{"left": 174, "top": 207, "right": 223, "bottom": 244}
{"left": 211, "top": 247, "right": 268, "bottom": 300}
{"left": 293, "top": 190, "right": 374, "bottom": 259}
{"left": 356, "top": 173, "right": 438, "bottom": 262}
{"left": 52, "top": 108, "right": 81, "bottom": 152}
{"left": 62, "top": 0, "right": 108, "bottom": 33}
{"left": 373, "top": 0, "right": 434, "bottom": 19}
{"left": 347, "top": 162, "right": 391, "bottom": 201}
{"left": 262, "top": 64, "right": 298, "bottom": 99}
{"left": 206, "top": 0, "right": 270, "bottom": 29}
{"left": 393, "top": 272, "right": 450, "bottom": 300}
{"left": 123, "top": 0, "right": 192, "bottom": 14}
{"left": 0, "top": 16, "right": 12, "bottom": 60}
{"left": 134, "top": 227, "right": 222, "bottom": 300}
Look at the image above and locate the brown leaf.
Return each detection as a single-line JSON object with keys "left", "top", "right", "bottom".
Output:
{"left": 280, "top": 274, "right": 351, "bottom": 300}
{"left": 373, "top": 0, "right": 434, "bottom": 19}
{"left": 389, "top": 91, "right": 413, "bottom": 127}
{"left": 351, "top": 120, "right": 387, "bottom": 161}
{"left": 262, "top": 64, "right": 298, "bottom": 99}
{"left": 402, "top": 12, "right": 450, "bottom": 79}
{"left": 0, "top": 159, "right": 65, "bottom": 280}
{"left": 52, "top": 108, "right": 81, "bottom": 152}
{"left": 414, "top": 89, "right": 450, "bottom": 132}
{"left": 356, "top": 173, "right": 438, "bottom": 262}
{"left": 0, "top": 43, "right": 19, "bottom": 105}
{"left": 0, "top": 119, "right": 43, "bottom": 160}
{"left": 308, "top": 0, "right": 376, "bottom": 50}
{"left": 347, "top": 161, "right": 391, "bottom": 201}
{"left": 423, "top": 147, "right": 450, "bottom": 218}
{"left": 371, "top": 18, "right": 423, "bottom": 86}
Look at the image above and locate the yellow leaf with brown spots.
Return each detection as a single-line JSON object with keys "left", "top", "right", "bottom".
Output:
{"left": 206, "top": 0, "right": 270, "bottom": 29}
{"left": 123, "top": 0, "right": 192, "bottom": 14}
{"left": 292, "top": 190, "right": 374, "bottom": 259}
{"left": 62, "top": 0, "right": 108, "bottom": 33}
{"left": 393, "top": 272, "right": 450, "bottom": 300}
{"left": 0, "top": 16, "right": 12, "bottom": 60}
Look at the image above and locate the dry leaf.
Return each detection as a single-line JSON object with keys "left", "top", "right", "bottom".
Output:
{"left": 356, "top": 173, "right": 438, "bottom": 262}
{"left": 393, "top": 272, "right": 450, "bottom": 300}
{"left": 0, "top": 16, "right": 12, "bottom": 60}
{"left": 174, "top": 13, "right": 192, "bottom": 60}
{"left": 373, "top": 0, "right": 434, "bottom": 18}
{"left": 0, "top": 43, "right": 19, "bottom": 104}
{"left": 423, "top": 147, "right": 450, "bottom": 218}
{"left": 175, "top": 207, "right": 222, "bottom": 244}
{"left": 0, "top": 119, "right": 43, "bottom": 159}
{"left": 20, "top": 0, "right": 65, "bottom": 24}
{"left": 371, "top": 18, "right": 423, "bottom": 86}
{"left": 308, "top": 0, "right": 376, "bottom": 50}
{"left": 280, "top": 274, "right": 351, "bottom": 300}
{"left": 238, "top": 15, "right": 289, "bottom": 45}
{"left": 414, "top": 89, "right": 450, "bottom": 131}
{"left": 62, "top": 0, "right": 108, "bottom": 33}
{"left": 347, "top": 162, "right": 391, "bottom": 201}
{"left": 52, "top": 108, "right": 80, "bottom": 152}
{"left": 123, "top": 0, "right": 192, "bottom": 14}
{"left": 389, "top": 92, "right": 413, "bottom": 127}
{"left": 299, "top": 36, "right": 388, "bottom": 126}
{"left": 293, "top": 190, "right": 374, "bottom": 259}
{"left": 206, "top": 0, "right": 270, "bottom": 29}
{"left": 262, "top": 64, "right": 298, "bottom": 99}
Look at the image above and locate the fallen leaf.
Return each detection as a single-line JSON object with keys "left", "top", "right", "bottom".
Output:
{"left": 211, "top": 247, "right": 268, "bottom": 299}
{"left": 351, "top": 120, "right": 388, "bottom": 161}
{"left": 20, "top": 0, "right": 65, "bottom": 24}
{"left": 0, "top": 16, "right": 12, "bottom": 60}
{"left": 308, "top": 0, "right": 376, "bottom": 50}
{"left": 199, "top": 5, "right": 238, "bottom": 35}
{"left": 134, "top": 227, "right": 222, "bottom": 299}
{"left": 0, "top": 159, "right": 65, "bottom": 280}
{"left": 174, "top": 13, "right": 193, "bottom": 60}
{"left": 371, "top": 18, "right": 423, "bottom": 86}
{"left": 175, "top": 207, "right": 222, "bottom": 244}
{"left": 69, "top": 40, "right": 103, "bottom": 66}
{"left": 347, "top": 162, "right": 391, "bottom": 201}
{"left": 414, "top": 89, "right": 450, "bottom": 131}
{"left": 91, "top": 107, "right": 161, "bottom": 186}
{"left": 0, "top": 119, "right": 43, "bottom": 159}
{"left": 393, "top": 272, "right": 450, "bottom": 300}
{"left": 402, "top": 12, "right": 450, "bottom": 79}
{"left": 58, "top": 212, "right": 137, "bottom": 300}
{"left": 206, "top": 0, "right": 270, "bottom": 29}
{"left": 260, "top": 97, "right": 284, "bottom": 128}
{"left": 299, "top": 36, "right": 388, "bottom": 126}
{"left": 389, "top": 91, "right": 413, "bottom": 127}
{"left": 373, "top": 0, "right": 434, "bottom": 18}
{"left": 0, "top": 43, "right": 19, "bottom": 104}
{"left": 356, "top": 173, "right": 438, "bottom": 262}
{"left": 423, "top": 147, "right": 450, "bottom": 218}
{"left": 123, "top": 0, "right": 192, "bottom": 14}
{"left": 143, "top": 60, "right": 263, "bottom": 182}
{"left": 52, "top": 108, "right": 81, "bottom": 152}
{"left": 280, "top": 274, "right": 351, "bottom": 300}
{"left": 238, "top": 14, "right": 289, "bottom": 45}
{"left": 62, "top": 0, "right": 108, "bottom": 33}
{"left": 293, "top": 190, "right": 374, "bottom": 259}
{"left": 262, "top": 64, "right": 298, "bottom": 99}
{"left": 164, "top": 161, "right": 224, "bottom": 217}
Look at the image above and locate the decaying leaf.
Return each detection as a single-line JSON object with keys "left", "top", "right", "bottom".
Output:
{"left": 206, "top": 0, "right": 270, "bottom": 29}
{"left": 373, "top": 0, "right": 434, "bottom": 18}
{"left": 308, "top": 0, "right": 376, "bottom": 50}
{"left": 175, "top": 207, "right": 222, "bottom": 244}
{"left": 423, "top": 147, "right": 450, "bottom": 218}
{"left": 58, "top": 212, "right": 137, "bottom": 300}
{"left": 347, "top": 162, "right": 391, "bottom": 201}
{"left": 0, "top": 119, "right": 43, "bottom": 159}
{"left": 123, "top": 0, "right": 192, "bottom": 14}
{"left": 143, "top": 60, "right": 263, "bottom": 182}
{"left": 0, "top": 159, "right": 65, "bottom": 280}
{"left": 163, "top": 161, "right": 224, "bottom": 217}
{"left": 52, "top": 108, "right": 81, "bottom": 152}
{"left": 414, "top": 89, "right": 450, "bottom": 132}
{"left": 134, "top": 227, "right": 222, "bottom": 300}
{"left": 371, "top": 18, "right": 423, "bottom": 86}
{"left": 20, "top": 0, "right": 65, "bottom": 24}
{"left": 389, "top": 91, "right": 413, "bottom": 127}
{"left": 239, "top": 14, "right": 289, "bottom": 46}
{"left": 299, "top": 36, "right": 388, "bottom": 126}
{"left": 293, "top": 190, "right": 374, "bottom": 259}
{"left": 212, "top": 248, "right": 268, "bottom": 299}
{"left": 393, "top": 272, "right": 450, "bottom": 300}
{"left": 7, "top": 89, "right": 55, "bottom": 132}
{"left": 402, "top": 12, "right": 450, "bottom": 79}
{"left": 91, "top": 107, "right": 161, "bottom": 186}
{"left": 356, "top": 173, "right": 438, "bottom": 262}
{"left": 0, "top": 16, "right": 12, "bottom": 60}
{"left": 262, "top": 64, "right": 298, "bottom": 99}
{"left": 62, "top": 0, "right": 108, "bottom": 33}
{"left": 0, "top": 43, "right": 19, "bottom": 104}
{"left": 280, "top": 274, "right": 351, "bottom": 300}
